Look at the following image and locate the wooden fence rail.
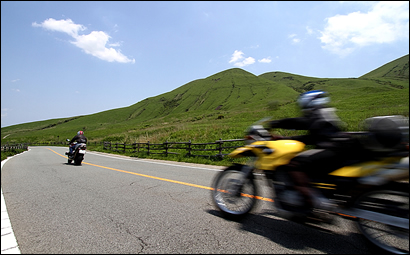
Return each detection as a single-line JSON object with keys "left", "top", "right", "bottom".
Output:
{"left": 1, "top": 143, "right": 29, "bottom": 152}
{"left": 1, "top": 139, "right": 246, "bottom": 158}
{"left": 1, "top": 141, "right": 101, "bottom": 147}
{"left": 103, "top": 138, "right": 246, "bottom": 158}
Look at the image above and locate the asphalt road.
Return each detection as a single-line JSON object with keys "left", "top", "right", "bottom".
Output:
{"left": 1, "top": 146, "right": 374, "bottom": 254}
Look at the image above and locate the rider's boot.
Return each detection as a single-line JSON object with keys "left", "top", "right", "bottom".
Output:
{"left": 312, "top": 191, "right": 336, "bottom": 211}
{"left": 289, "top": 171, "right": 335, "bottom": 223}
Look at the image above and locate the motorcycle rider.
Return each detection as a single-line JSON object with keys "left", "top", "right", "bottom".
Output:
{"left": 67, "top": 131, "right": 87, "bottom": 155}
{"left": 269, "top": 90, "right": 363, "bottom": 213}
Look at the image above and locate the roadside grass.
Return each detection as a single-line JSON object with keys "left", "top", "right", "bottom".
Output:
{"left": 88, "top": 143, "right": 249, "bottom": 167}
{"left": 1, "top": 149, "right": 27, "bottom": 161}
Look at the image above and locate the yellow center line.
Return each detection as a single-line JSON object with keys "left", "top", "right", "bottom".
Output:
{"left": 46, "top": 147, "right": 274, "bottom": 202}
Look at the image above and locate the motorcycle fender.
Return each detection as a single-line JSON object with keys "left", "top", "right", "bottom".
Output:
{"left": 329, "top": 157, "right": 405, "bottom": 178}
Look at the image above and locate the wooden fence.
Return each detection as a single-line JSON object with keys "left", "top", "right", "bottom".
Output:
{"left": 1, "top": 139, "right": 247, "bottom": 158}
{"left": 103, "top": 138, "right": 246, "bottom": 158}
{"left": 1, "top": 143, "right": 29, "bottom": 152}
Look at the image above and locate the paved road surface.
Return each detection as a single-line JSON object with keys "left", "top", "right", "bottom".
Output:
{"left": 1, "top": 146, "right": 373, "bottom": 254}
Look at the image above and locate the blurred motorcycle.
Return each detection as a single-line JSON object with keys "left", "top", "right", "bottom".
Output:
{"left": 211, "top": 115, "right": 409, "bottom": 254}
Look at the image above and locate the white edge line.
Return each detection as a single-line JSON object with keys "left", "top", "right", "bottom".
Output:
{"left": 1, "top": 150, "right": 29, "bottom": 254}
{"left": 86, "top": 151, "right": 224, "bottom": 172}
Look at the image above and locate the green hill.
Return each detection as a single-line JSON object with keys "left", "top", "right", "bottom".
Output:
{"left": 360, "top": 54, "right": 409, "bottom": 79}
{"left": 114, "top": 68, "right": 298, "bottom": 122}
{"left": 1, "top": 55, "right": 408, "bottom": 145}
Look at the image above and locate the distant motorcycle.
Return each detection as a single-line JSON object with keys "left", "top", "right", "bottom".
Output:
{"left": 211, "top": 116, "right": 409, "bottom": 254}
{"left": 65, "top": 139, "right": 86, "bottom": 165}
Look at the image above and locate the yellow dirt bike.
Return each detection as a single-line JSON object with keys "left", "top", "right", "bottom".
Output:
{"left": 211, "top": 116, "right": 409, "bottom": 254}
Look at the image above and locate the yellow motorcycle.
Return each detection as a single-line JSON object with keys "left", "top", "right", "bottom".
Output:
{"left": 211, "top": 116, "right": 409, "bottom": 254}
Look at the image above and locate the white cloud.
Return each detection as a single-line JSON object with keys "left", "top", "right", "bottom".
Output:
{"left": 32, "top": 18, "right": 135, "bottom": 63}
{"left": 319, "top": 1, "right": 409, "bottom": 57}
{"left": 32, "top": 18, "right": 85, "bottom": 37}
{"left": 229, "top": 50, "right": 244, "bottom": 63}
{"left": 229, "top": 50, "right": 273, "bottom": 66}
{"left": 292, "top": 38, "right": 301, "bottom": 43}
{"left": 1, "top": 108, "right": 9, "bottom": 118}
{"left": 235, "top": 57, "right": 255, "bottom": 67}
{"left": 108, "top": 42, "right": 121, "bottom": 47}
{"left": 258, "top": 57, "right": 272, "bottom": 63}
{"left": 306, "top": 26, "right": 313, "bottom": 35}
{"left": 11, "top": 79, "right": 20, "bottom": 83}
{"left": 229, "top": 50, "right": 256, "bottom": 67}
{"left": 289, "top": 34, "right": 301, "bottom": 44}
{"left": 113, "top": 24, "right": 119, "bottom": 33}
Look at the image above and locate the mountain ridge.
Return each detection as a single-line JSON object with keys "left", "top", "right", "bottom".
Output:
{"left": 1, "top": 54, "right": 408, "bottom": 144}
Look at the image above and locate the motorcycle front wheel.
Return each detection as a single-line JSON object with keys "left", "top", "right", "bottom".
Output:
{"left": 211, "top": 165, "right": 257, "bottom": 219}
{"left": 354, "top": 185, "right": 409, "bottom": 254}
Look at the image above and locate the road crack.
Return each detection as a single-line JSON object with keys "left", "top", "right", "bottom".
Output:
{"left": 107, "top": 216, "right": 149, "bottom": 253}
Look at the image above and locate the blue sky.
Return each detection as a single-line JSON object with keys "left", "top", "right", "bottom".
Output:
{"left": 1, "top": 1, "right": 409, "bottom": 128}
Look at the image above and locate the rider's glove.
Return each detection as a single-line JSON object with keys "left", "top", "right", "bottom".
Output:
{"left": 271, "top": 135, "right": 284, "bottom": 140}
{"left": 269, "top": 120, "right": 280, "bottom": 129}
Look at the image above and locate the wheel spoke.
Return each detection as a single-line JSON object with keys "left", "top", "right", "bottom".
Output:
{"left": 212, "top": 169, "right": 256, "bottom": 217}
{"left": 355, "top": 189, "right": 409, "bottom": 254}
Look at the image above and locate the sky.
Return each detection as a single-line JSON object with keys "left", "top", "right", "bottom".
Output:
{"left": 1, "top": 1, "right": 409, "bottom": 128}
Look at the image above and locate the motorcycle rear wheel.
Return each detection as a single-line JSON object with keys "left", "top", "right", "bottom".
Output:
{"left": 74, "top": 154, "right": 83, "bottom": 165}
{"left": 354, "top": 186, "right": 409, "bottom": 254}
{"left": 211, "top": 166, "right": 257, "bottom": 219}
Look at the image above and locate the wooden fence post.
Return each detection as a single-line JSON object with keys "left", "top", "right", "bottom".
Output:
{"left": 164, "top": 140, "right": 168, "bottom": 156}
{"left": 217, "top": 138, "right": 223, "bottom": 157}
{"left": 147, "top": 141, "right": 150, "bottom": 155}
{"left": 187, "top": 140, "right": 191, "bottom": 156}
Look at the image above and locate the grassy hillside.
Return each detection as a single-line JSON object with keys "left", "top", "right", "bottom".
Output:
{"left": 1, "top": 55, "right": 409, "bottom": 147}
{"left": 360, "top": 54, "right": 409, "bottom": 79}
{"left": 259, "top": 71, "right": 409, "bottom": 129}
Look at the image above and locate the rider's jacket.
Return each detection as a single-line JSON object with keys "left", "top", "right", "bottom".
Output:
{"left": 269, "top": 106, "right": 356, "bottom": 150}
{"left": 70, "top": 134, "right": 88, "bottom": 144}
